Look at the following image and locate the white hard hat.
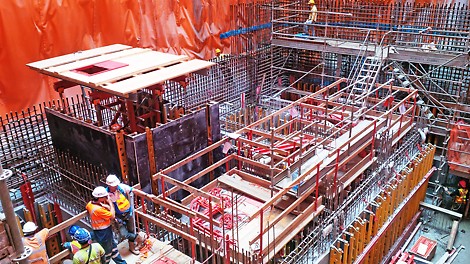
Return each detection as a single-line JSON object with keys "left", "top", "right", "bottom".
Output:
{"left": 23, "top": 221, "right": 38, "bottom": 234}
{"left": 92, "top": 186, "right": 108, "bottom": 198}
{"left": 106, "top": 174, "right": 120, "bottom": 187}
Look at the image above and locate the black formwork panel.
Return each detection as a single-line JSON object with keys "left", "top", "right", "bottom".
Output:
{"left": 126, "top": 103, "right": 222, "bottom": 198}
{"left": 45, "top": 109, "right": 122, "bottom": 179}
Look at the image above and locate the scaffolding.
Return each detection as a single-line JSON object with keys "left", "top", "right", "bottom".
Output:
{"left": 129, "top": 76, "right": 420, "bottom": 263}
{"left": 269, "top": 0, "right": 470, "bottom": 184}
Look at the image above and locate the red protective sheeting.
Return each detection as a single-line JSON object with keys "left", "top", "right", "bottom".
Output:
{"left": 448, "top": 121, "right": 470, "bottom": 174}
{"left": 0, "top": 0, "right": 233, "bottom": 114}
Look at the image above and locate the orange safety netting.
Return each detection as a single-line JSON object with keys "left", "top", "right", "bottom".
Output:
{"left": 448, "top": 121, "right": 470, "bottom": 174}
{"left": 0, "top": 0, "right": 240, "bottom": 114}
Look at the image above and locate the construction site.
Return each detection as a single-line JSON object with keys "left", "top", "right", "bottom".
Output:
{"left": 1, "top": 0, "right": 470, "bottom": 263}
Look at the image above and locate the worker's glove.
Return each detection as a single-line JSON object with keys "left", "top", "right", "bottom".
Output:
{"left": 62, "top": 242, "right": 71, "bottom": 250}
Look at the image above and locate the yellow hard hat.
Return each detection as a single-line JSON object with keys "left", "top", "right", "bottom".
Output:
{"left": 215, "top": 48, "right": 221, "bottom": 53}
{"left": 309, "top": 0, "right": 315, "bottom": 4}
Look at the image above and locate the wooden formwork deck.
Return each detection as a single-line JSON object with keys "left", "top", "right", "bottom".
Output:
{"left": 179, "top": 173, "right": 323, "bottom": 258}
{"left": 117, "top": 234, "right": 199, "bottom": 264}
{"left": 27, "top": 44, "right": 215, "bottom": 97}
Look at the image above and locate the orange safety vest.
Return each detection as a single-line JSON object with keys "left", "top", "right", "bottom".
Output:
{"left": 455, "top": 188, "right": 468, "bottom": 204}
{"left": 86, "top": 202, "right": 112, "bottom": 230}
{"left": 22, "top": 234, "right": 48, "bottom": 264}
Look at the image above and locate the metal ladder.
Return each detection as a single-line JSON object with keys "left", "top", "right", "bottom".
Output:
{"left": 346, "top": 53, "right": 384, "bottom": 109}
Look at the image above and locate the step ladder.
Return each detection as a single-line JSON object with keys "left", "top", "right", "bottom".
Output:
{"left": 390, "top": 61, "right": 447, "bottom": 124}
{"left": 346, "top": 55, "right": 383, "bottom": 109}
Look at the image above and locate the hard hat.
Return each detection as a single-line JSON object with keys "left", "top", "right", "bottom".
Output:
{"left": 92, "top": 186, "right": 108, "bottom": 198}
{"left": 23, "top": 222, "right": 38, "bottom": 234}
{"left": 68, "top": 225, "right": 80, "bottom": 237}
{"left": 106, "top": 174, "right": 120, "bottom": 187}
{"left": 74, "top": 228, "right": 91, "bottom": 244}
{"left": 459, "top": 180, "right": 467, "bottom": 188}
{"left": 309, "top": 0, "right": 315, "bottom": 4}
{"left": 215, "top": 48, "right": 221, "bottom": 53}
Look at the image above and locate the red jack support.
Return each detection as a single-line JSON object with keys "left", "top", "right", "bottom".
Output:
{"left": 19, "top": 173, "right": 36, "bottom": 223}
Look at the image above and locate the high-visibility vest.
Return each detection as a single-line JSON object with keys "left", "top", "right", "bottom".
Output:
{"left": 107, "top": 185, "right": 131, "bottom": 214}
{"left": 70, "top": 240, "right": 81, "bottom": 254}
{"left": 455, "top": 189, "right": 468, "bottom": 204}
{"left": 73, "top": 243, "right": 105, "bottom": 264}
{"left": 22, "top": 233, "right": 49, "bottom": 264}
{"left": 86, "top": 202, "right": 111, "bottom": 230}
{"left": 114, "top": 188, "right": 130, "bottom": 213}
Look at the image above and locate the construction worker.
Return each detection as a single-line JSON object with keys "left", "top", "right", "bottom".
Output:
{"left": 105, "top": 174, "right": 142, "bottom": 255}
{"left": 303, "top": 0, "right": 318, "bottom": 36}
{"left": 447, "top": 180, "right": 468, "bottom": 205}
{"left": 72, "top": 228, "right": 105, "bottom": 264}
{"left": 215, "top": 48, "right": 222, "bottom": 58}
{"left": 63, "top": 225, "right": 82, "bottom": 254}
{"left": 215, "top": 48, "right": 230, "bottom": 60}
{"left": 86, "top": 186, "right": 126, "bottom": 264}
{"left": 22, "top": 221, "right": 50, "bottom": 263}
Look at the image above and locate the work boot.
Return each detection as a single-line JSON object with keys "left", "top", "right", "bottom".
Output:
{"left": 135, "top": 233, "right": 146, "bottom": 248}
{"left": 128, "top": 241, "right": 140, "bottom": 255}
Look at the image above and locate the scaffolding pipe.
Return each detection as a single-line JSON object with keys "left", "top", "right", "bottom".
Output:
{"left": 0, "top": 164, "right": 29, "bottom": 264}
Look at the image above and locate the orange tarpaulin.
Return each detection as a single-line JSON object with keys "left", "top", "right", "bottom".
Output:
{"left": 448, "top": 121, "right": 470, "bottom": 174}
{"left": 0, "top": 0, "right": 235, "bottom": 114}
{"left": 0, "top": 0, "right": 449, "bottom": 114}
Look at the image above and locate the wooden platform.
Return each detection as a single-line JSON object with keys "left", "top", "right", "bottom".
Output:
{"left": 117, "top": 233, "right": 199, "bottom": 264}
{"left": 184, "top": 174, "right": 323, "bottom": 259}
{"left": 27, "top": 44, "right": 215, "bottom": 97}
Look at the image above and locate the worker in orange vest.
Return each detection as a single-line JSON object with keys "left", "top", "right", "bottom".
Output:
{"left": 86, "top": 186, "right": 126, "bottom": 264}
{"left": 22, "top": 221, "right": 49, "bottom": 264}
{"left": 105, "top": 174, "right": 141, "bottom": 255}
{"left": 447, "top": 180, "right": 468, "bottom": 205}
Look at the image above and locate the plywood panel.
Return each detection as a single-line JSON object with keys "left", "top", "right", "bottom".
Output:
{"left": 104, "top": 59, "right": 215, "bottom": 95}
{"left": 27, "top": 44, "right": 131, "bottom": 69}
{"left": 218, "top": 174, "right": 272, "bottom": 202}
{"left": 45, "top": 109, "right": 122, "bottom": 178}
{"left": 47, "top": 48, "right": 150, "bottom": 74}
{"left": 89, "top": 53, "right": 189, "bottom": 84}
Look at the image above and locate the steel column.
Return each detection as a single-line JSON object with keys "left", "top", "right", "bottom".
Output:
{"left": 0, "top": 164, "right": 29, "bottom": 264}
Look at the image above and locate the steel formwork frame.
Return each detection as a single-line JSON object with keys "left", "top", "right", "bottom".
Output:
{"left": 131, "top": 76, "right": 418, "bottom": 263}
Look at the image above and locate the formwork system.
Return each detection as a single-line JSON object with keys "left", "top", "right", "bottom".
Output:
{"left": 0, "top": 1, "right": 469, "bottom": 264}
{"left": 130, "top": 75, "right": 423, "bottom": 263}
{"left": 269, "top": 0, "right": 470, "bottom": 185}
